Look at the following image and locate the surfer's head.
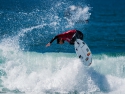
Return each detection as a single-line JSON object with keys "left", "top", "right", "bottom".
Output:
{"left": 57, "top": 38, "right": 64, "bottom": 44}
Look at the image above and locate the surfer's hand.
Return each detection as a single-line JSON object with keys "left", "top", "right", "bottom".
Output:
{"left": 46, "top": 43, "right": 51, "bottom": 47}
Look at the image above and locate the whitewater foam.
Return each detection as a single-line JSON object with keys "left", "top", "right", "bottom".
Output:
{"left": 0, "top": 48, "right": 125, "bottom": 94}
{"left": 0, "top": 51, "right": 95, "bottom": 93}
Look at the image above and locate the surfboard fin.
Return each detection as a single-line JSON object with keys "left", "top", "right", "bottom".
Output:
{"left": 79, "top": 55, "right": 81, "bottom": 58}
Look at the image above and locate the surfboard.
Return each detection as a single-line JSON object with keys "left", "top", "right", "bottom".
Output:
{"left": 74, "top": 39, "right": 92, "bottom": 66}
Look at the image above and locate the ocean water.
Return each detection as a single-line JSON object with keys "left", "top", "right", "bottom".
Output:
{"left": 0, "top": 0, "right": 125, "bottom": 94}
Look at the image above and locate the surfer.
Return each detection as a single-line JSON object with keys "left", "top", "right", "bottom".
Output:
{"left": 46, "top": 29, "right": 83, "bottom": 47}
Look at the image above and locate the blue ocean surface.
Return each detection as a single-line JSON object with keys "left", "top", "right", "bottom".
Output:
{"left": 0, "top": 0, "right": 125, "bottom": 94}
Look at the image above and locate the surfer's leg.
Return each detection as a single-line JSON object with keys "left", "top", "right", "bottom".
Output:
{"left": 70, "top": 34, "right": 76, "bottom": 45}
{"left": 76, "top": 30, "right": 83, "bottom": 40}
{"left": 70, "top": 30, "right": 84, "bottom": 44}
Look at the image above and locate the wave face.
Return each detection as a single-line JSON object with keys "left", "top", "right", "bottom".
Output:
{"left": 0, "top": 0, "right": 125, "bottom": 93}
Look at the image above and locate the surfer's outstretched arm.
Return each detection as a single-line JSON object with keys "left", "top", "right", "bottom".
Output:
{"left": 46, "top": 36, "right": 58, "bottom": 47}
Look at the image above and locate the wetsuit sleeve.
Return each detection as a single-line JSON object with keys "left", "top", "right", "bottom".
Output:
{"left": 49, "top": 36, "right": 58, "bottom": 44}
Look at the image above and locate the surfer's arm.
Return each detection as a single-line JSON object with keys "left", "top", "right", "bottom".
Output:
{"left": 46, "top": 36, "right": 58, "bottom": 47}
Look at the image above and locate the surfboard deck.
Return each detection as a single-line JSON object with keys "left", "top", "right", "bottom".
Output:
{"left": 74, "top": 39, "right": 92, "bottom": 66}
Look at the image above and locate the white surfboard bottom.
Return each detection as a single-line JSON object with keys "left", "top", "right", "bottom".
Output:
{"left": 74, "top": 39, "right": 92, "bottom": 66}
